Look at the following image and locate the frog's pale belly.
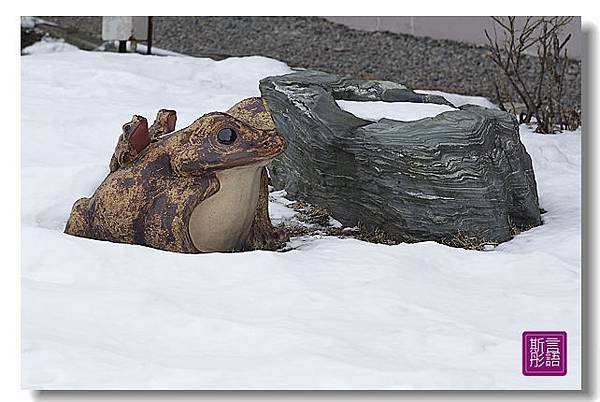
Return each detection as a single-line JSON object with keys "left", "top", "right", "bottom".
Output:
{"left": 188, "top": 163, "right": 265, "bottom": 252}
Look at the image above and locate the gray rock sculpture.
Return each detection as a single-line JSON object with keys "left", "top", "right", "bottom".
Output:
{"left": 259, "top": 70, "right": 542, "bottom": 245}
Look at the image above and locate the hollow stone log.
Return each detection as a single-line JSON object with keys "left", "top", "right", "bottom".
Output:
{"left": 259, "top": 70, "right": 542, "bottom": 244}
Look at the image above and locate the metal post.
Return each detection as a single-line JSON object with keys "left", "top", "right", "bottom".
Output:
{"left": 146, "top": 17, "right": 153, "bottom": 55}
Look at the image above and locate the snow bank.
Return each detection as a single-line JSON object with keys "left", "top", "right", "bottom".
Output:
{"left": 21, "top": 16, "right": 55, "bottom": 29}
{"left": 21, "top": 48, "right": 580, "bottom": 390}
{"left": 21, "top": 37, "right": 80, "bottom": 55}
{"left": 336, "top": 100, "right": 456, "bottom": 122}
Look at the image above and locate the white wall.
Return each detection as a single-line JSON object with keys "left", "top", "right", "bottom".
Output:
{"left": 325, "top": 16, "right": 582, "bottom": 59}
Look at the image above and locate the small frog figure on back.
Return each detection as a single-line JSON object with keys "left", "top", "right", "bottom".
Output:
{"left": 65, "top": 97, "right": 289, "bottom": 253}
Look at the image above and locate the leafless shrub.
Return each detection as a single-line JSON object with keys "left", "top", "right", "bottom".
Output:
{"left": 485, "top": 16, "right": 579, "bottom": 133}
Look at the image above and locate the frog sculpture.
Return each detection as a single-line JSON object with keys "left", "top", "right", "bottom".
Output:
{"left": 64, "top": 97, "right": 289, "bottom": 253}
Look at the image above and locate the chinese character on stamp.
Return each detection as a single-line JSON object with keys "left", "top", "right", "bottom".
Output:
{"left": 522, "top": 331, "right": 567, "bottom": 376}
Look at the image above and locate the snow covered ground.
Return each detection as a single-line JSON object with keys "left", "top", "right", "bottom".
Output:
{"left": 21, "top": 45, "right": 581, "bottom": 389}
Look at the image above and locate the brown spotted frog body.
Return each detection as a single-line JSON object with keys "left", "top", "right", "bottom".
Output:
{"left": 65, "top": 97, "right": 288, "bottom": 253}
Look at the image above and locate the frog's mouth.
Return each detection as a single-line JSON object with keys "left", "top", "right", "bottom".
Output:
{"left": 211, "top": 129, "right": 287, "bottom": 171}
{"left": 256, "top": 130, "right": 287, "bottom": 159}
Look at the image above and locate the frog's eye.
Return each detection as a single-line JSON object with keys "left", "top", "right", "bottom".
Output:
{"left": 217, "top": 128, "right": 237, "bottom": 145}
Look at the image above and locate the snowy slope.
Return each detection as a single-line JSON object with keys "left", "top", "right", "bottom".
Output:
{"left": 21, "top": 48, "right": 581, "bottom": 390}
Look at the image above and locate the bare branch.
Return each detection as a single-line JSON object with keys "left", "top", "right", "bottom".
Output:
{"left": 485, "top": 16, "right": 579, "bottom": 132}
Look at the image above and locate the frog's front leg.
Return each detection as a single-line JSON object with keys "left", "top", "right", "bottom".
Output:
{"left": 243, "top": 167, "right": 289, "bottom": 251}
{"left": 64, "top": 197, "right": 92, "bottom": 238}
